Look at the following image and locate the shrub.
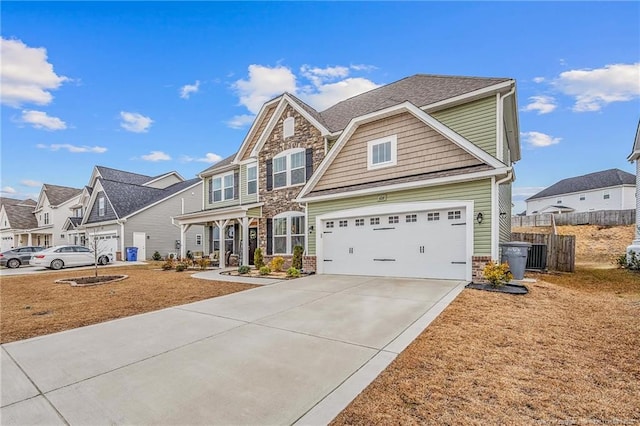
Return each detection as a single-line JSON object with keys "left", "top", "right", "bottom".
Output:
{"left": 286, "top": 267, "right": 301, "bottom": 278}
{"left": 175, "top": 262, "right": 187, "bottom": 272}
{"left": 162, "top": 258, "right": 174, "bottom": 270}
{"left": 152, "top": 251, "right": 162, "bottom": 261}
{"left": 292, "top": 245, "right": 303, "bottom": 270}
{"left": 197, "top": 257, "right": 210, "bottom": 270}
{"left": 269, "top": 256, "right": 285, "bottom": 272}
{"left": 254, "top": 248, "right": 264, "bottom": 269}
{"left": 259, "top": 266, "right": 271, "bottom": 275}
{"left": 238, "top": 265, "right": 250, "bottom": 274}
{"left": 618, "top": 251, "right": 640, "bottom": 271}
{"left": 482, "top": 260, "right": 513, "bottom": 287}
{"left": 186, "top": 250, "right": 193, "bottom": 261}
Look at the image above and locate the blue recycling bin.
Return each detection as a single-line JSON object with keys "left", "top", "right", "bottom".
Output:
{"left": 126, "top": 247, "right": 138, "bottom": 261}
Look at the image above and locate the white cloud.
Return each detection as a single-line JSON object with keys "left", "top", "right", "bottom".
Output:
{"left": 350, "top": 64, "right": 377, "bottom": 72}
{"left": 141, "top": 151, "right": 171, "bottom": 162}
{"left": 36, "top": 143, "right": 107, "bottom": 153}
{"left": 226, "top": 114, "right": 256, "bottom": 129}
{"left": 233, "top": 64, "right": 297, "bottom": 114}
{"left": 301, "top": 77, "right": 380, "bottom": 111}
{"left": 521, "top": 96, "right": 557, "bottom": 115}
{"left": 554, "top": 63, "right": 640, "bottom": 112}
{"left": 532, "top": 77, "right": 545, "bottom": 83}
{"left": 21, "top": 110, "right": 67, "bottom": 130}
{"left": 120, "top": 111, "right": 153, "bottom": 133}
{"left": 180, "top": 80, "right": 200, "bottom": 99}
{"left": 521, "top": 131, "right": 562, "bottom": 148}
{"left": 1, "top": 186, "right": 17, "bottom": 195}
{"left": 20, "top": 179, "right": 42, "bottom": 187}
{"left": 181, "top": 153, "right": 223, "bottom": 164}
{"left": 229, "top": 63, "right": 380, "bottom": 128}
{"left": 0, "top": 37, "right": 68, "bottom": 108}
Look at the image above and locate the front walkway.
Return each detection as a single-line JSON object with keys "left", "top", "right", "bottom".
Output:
{"left": 1, "top": 274, "right": 466, "bottom": 425}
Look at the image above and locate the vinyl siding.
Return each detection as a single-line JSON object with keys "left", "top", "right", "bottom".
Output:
{"left": 144, "top": 174, "right": 182, "bottom": 189}
{"left": 241, "top": 163, "right": 258, "bottom": 204}
{"left": 431, "top": 96, "right": 497, "bottom": 156}
{"left": 204, "top": 173, "right": 240, "bottom": 210}
{"left": 240, "top": 104, "right": 277, "bottom": 161}
{"left": 124, "top": 183, "right": 204, "bottom": 259}
{"left": 498, "top": 182, "right": 512, "bottom": 244}
{"left": 247, "top": 206, "right": 262, "bottom": 217}
{"left": 307, "top": 179, "right": 492, "bottom": 256}
{"left": 314, "top": 112, "right": 481, "bottom": 192}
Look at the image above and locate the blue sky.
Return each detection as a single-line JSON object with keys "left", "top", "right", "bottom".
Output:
{"left": 1, "top": 2, "right": 639, "bottom": 213}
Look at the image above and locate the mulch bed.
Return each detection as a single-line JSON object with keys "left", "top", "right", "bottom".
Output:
{"left": 55, "top": 275, "right": 128, "bottom": 287}
{"left": 466, "top": 282, "right": 529, "bottom": 295}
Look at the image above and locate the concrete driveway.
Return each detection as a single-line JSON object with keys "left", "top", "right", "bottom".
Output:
{"left": 1, "top": 274, "right": 465, "bottom": 425}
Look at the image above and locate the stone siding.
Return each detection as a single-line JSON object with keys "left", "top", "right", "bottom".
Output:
{"left": 257, "top": 104, "right": 326, "bottom": 257}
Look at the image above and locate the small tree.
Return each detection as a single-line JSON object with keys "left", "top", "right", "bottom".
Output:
{"left": 292, "top": 245, "right": 304, "bottom": 270}
{"left": 254, "top": 247, "right": 264, "bottom": 269}
{"left": 87, "top": 232, "right": 106, "bottom": 278}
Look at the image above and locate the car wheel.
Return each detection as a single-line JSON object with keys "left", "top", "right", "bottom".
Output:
{"left": 7, "top": 258, "right": 20, "bottom": 269}
{"left": 50, "top": 259, "right": 64, "bottom": 270}
{"left": 98, "top": 256, "right": 109, "bottom": 265}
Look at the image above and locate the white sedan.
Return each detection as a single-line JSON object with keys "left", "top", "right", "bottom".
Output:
{"left": 31, "top": 245, "right": 114, "bottom": 270}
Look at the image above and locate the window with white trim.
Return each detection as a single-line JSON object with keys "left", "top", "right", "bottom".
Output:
{"left": 325, "top": 221, "right": 334, "bottom": 229}
{"left": 557, "top": 199, "right": 562, "bottom": 204}
{"left": 196, "top": 234, "right": 202, "bottom": 246}
{"left": 603, "top": 191, "right": 610, "bottom": 200}
{"left": 448, "top": 210, "right": 461, "bottom": 220}
{"left": 579, "top": 194, "right": 586, "bottom": 201}
{"left": 273, "top": 149, "right": 305, "bottom": 188}
{"left": 273, "top": 212, "right": 305, "bottom": 254}
{"left": 370, "top": 217, "right": 380, "bottom": 225}
{"left": 247, "top": 165, "right": 257, "bottom": 195}
{"left": 367, "top": 135, "right": 397, "bottom": 170}
{"left": 98, "top": 196, "right": 105, "bottom": 217}
{"left": 406, "top": 214, "right": 417, "bottom": 223}
{"left": 209, "top": 173, "right": 234, "bottom": 203}
{"left": 388, "top": 216, "right": 399, "bottom": 224}
{"left": 339, "top": 220, "right": 348, "bottom": 227}
{"left": 355, "top": 218, "right": 364, "bottom": 226}
{"left": 283, "top": 117, "right": 295, "bottom": 138}
{"left": 427, "top": 212, "right": 440, "bottom": 221}
{"left": 44, "top": 212, "right": 50, "bottom": 225}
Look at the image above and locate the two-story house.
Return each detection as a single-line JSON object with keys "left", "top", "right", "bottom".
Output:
{"left": 29, "top": 184, "right": 83, "bottom": 248}
{"left": 175, "top": 74, "right": 521, "bottom": 281}
{"left": 0, "top": 197, "right": 38, "bottom": 251}
{"left": 76, "top": 166, "right": 204, "bottom": 260}
{"left": 525, "top": 168, "right": 636, "bottom": 215}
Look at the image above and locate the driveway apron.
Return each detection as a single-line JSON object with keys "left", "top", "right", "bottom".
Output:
{"left": 1, "top": 274, "right": 465, "bottom": 425}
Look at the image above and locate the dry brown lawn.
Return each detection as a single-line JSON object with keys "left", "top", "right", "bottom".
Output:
{"left": 0, "top": 264, "right": 256, "bottom": 344}
{"left": 332, "top": 267, "right": 640, "bottom": 425}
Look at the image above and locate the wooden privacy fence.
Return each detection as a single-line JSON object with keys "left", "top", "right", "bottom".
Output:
{"left": 512, "top": 209, "right": 636, "bottom": 227}
{"left": 511, "top": 232, "right": 575, "bottom": 272}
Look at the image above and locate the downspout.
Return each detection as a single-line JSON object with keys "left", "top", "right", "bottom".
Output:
{"left": 492, "top": 169, "right": 514, "bottom": 260}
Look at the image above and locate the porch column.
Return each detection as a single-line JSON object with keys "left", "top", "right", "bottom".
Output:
{"left": 240, "top": 217, "right": 249, "bottom": 266}
{"left": 180, "top": 224, "right": 192, "bottom": 259}
{"left": 214, "top": 219, "right": 230, "bottom": 268}
{"left": 27, "top": 233, "right": 32, "bottom": 246}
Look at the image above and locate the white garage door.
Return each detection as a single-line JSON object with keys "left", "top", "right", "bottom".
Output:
{"left": 95, "top": 233, "right": 118, "bottom": 256}
{"left": 320, "top": 207, "right": 468, "bottom": 280}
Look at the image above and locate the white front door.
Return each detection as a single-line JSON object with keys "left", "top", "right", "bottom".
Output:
{"left": 320, "top": 205, "right": 469, "bottom": 280}
{"left": 133, "top": 232, "right": 146, "bottom": 261}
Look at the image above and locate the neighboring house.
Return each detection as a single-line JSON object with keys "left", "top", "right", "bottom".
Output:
{"left": 525, "top": 169, "right": 636, "bottom": 215}
{"left": 175, "top": 73, "right": 520, "bottom": 281}
{"left": 627, "top": 121, "right": 640, "bottom": 256}
{"left": 76, "top": 166, "right": 204, "bottom": 260}
{"left": 30, "top": 184, "right": 83, "bottom": 248}
{"left": 0, "top": 197, "right": 38, "bottom": 251}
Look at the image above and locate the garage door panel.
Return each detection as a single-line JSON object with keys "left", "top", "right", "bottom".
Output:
{"left": 321, "top": 207, "right": 468, "bottom": 280}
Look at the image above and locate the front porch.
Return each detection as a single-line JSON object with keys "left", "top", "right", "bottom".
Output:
{"left": 174, "top": 204, "right": 262, "bottom": 269}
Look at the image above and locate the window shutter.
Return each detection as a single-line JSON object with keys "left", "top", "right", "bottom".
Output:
{"left": 233, "top": 170, "right": 239, "bottom": 200}
{"left": 305, "top": 148, "right": 313, "bottom": 182}
{"left": 266, "top": 218, "right": 273, "bottom": 255}
{"left": 208, "top": 178, "right": 212, "bottom": 204}
{"left": 266, "top": 159, "right": 273, "bottom": 191}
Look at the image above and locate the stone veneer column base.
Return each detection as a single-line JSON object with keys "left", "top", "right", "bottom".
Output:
{"left": 472, "top": 256, "right": 492, "bottom": 283}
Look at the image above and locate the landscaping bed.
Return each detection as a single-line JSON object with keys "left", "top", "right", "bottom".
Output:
{"left": 0, "top": 264, "right": 256, "bottom": 344}
{"left": 332, "top": 267, "right": 640, "bottom": 424}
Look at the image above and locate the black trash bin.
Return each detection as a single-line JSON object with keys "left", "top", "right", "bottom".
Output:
{"left": 500, "top": 241, "right": 531, "bottom": 280}
{"left": 126, "top": 247, "right": 138, "bottom": 262}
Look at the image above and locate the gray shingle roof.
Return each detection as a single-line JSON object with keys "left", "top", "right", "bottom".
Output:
{"left": 43, "top": 184, "right": 82, "bottom": 206}
{"left": 99, "top": 177, "right": 200, "bottom": 218}
{"left": 286, "top": 92, "right": 328, "bottom": 129}
{"left": 318, "top": 74, "right": 511, "bottom": 132}
{"left": 3, "top": 203, "right": 37, "bottom": 229}
{"left": 96, "top": 166, "right": 153, "bottom": 185}
{"left": 198, "top": 154, "right": 236, "bottom": 176}
{"left": 0, "top": 197, "right": 36, "bottom": 207}
{"left": 526, "top": 169, "right": 636, "bottom": 201}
